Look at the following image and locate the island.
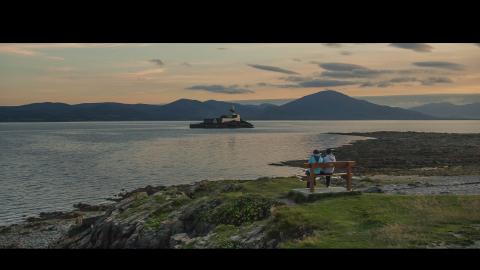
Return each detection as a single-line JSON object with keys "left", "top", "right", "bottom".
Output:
{"left": 189, "top": 106, "right": 254, "bottom": 128}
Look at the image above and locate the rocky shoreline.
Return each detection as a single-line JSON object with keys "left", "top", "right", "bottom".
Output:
{"left": 1, "top": 131, "right": 480, "bottom": 249}
{"left": 278, "top": 131, "right": 480, "bottom": 176}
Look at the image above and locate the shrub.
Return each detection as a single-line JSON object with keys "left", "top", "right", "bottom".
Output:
{"left": 206, "top": 195, "right": 277, "bottom": 226}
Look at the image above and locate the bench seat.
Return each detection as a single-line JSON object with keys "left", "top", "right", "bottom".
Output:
{"left": 302, "top": 161, "right": 356, "bottom": 192}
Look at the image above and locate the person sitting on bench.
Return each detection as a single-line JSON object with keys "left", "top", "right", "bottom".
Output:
{"left": 321, "top": 148, "right": 336, "bottom": 188}
{"left": 305, "top": 149, "right": 323, "bottom": 188}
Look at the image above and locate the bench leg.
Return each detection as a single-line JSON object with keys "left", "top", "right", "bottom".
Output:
{"left": 309, "top": 173, "right": 315, "bottom": 193}
{"left": 346, "top": 165, "right": 353, "bottom": 191}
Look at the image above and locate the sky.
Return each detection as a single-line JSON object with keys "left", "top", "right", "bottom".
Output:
{"left": 1, "top": 43, "right": 479, "bottom": 106}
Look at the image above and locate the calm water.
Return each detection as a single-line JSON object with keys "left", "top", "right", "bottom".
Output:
{"left": 1, "top": 120, "right": 480, "bottom": 226}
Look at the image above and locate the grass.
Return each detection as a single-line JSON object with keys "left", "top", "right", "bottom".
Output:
{"left": 265, "top": 194, "right": 480, "bottom": 248}
{"left": 115, "top": 176, "right": 480, "bottom": 248}
{"left": 207, "top": 224, "right": 241, "bottom": 248}
{"left": 239, "top": 177, "right": 306, "bottom": 198}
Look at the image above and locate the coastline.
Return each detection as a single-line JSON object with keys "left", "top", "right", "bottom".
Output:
{"left": 2, "top": 131, "right": 480, "bottom": 249}
{"left": 278, "top": 131, "right": 480, "bottom": 176}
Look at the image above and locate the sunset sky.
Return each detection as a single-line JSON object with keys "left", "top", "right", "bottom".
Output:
{"left": 1, "top": 43, "right": 479, "bottom": 106}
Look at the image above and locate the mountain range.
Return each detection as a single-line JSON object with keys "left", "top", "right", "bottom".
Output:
{"left": 0, "top": 90, "right": 438, "bottom": 122}
{"left": 410, "top": 102, "right": 480, "bottom": 119}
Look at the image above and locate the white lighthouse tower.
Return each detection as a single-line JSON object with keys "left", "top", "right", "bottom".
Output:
{"left": 220, "top": 105, "right": 241, "bottom": 123}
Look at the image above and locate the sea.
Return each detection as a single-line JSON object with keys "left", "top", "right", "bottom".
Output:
{"left": 1, "top": 120, "right": 479, "bottom": 226}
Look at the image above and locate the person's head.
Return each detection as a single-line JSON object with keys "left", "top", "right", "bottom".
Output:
{"left": 326, "top": 148, "right": 334, "bottom": 155}
{"left": 313, "top": 149, "right": 320, "bottom": 155}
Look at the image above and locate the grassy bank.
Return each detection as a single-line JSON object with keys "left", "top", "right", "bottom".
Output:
{"left": 5, "top": 177, "right": 480, "bottom": 249}
{"left": 270, "top": 192, "right": 480, "bottom": 248}
{"left": 58, "top": 176, "right": 480, "bottom": 248}
{"left": 210, "top": 177, "right": 480, "bottom": 248}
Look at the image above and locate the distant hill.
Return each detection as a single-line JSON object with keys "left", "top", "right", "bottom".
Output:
{"left": 410, "top": 102, "right": 480, "bottom": 119}
{"left": 0, "top": 90, "right": 435, "bottom": 122}
{"left": 257, "top": 90, "right": 434, "bottom": 120}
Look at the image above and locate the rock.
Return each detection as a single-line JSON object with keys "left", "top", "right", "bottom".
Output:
{"left": 26, "top": 211, "right": 81, "bottom": 222}
{"left": 233, "top": 226, "right": 268, "bottom": 248}
{"left": 67, "top": 215, "right": 101, "bottom": 237}
{"left": 230, "top": 235, "right": 241, "bottom": 242}
{"left": 221, "top": 183, "right": 243, "bottom": 193}
{"left": 73, "top": 203, "right": 111, "bottom": 212}
{"left": 133, "top": 192, "right": 148, "bottom": 200}
{"left": 179, "top": 198, "right": 221, "bottom": 236}
{"left": 363, "top": 186, "right": 384, "bottom": 193}
{"left": 266, "top": 239, "right": 278, "bottom": 248}
{"left": 115, "top": 196, "right": 136, "bottom": 210}
{"left": 111, "top": 185, "right": 167, "bottom": 202}
{"left": 169, "top": 233, "right": 192, "bottom": 248}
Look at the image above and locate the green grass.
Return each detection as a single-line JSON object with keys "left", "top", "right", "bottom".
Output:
{"left": 116, "top": 177, "right": 480, "bottom": 248}
{"left": 207, "top": 224, "right": 241, "bottom": 248}
{"left": 266, "top": 194, "right": 480, "bottom": 248}
{"left": 239, "top": 177, "right": 305, "bottom": 198}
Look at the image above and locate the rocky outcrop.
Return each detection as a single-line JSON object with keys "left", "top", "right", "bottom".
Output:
{"left": 54, "top": 180, "right": 282, "bottom": 249}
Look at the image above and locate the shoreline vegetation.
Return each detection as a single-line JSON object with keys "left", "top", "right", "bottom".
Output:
{"left": 1, "top": 131, "right": 480, "bottom": 248}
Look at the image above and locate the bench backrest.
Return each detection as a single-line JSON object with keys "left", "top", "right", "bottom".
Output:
{"left": 303, "top": 161, "right": 356, "bottom": 169}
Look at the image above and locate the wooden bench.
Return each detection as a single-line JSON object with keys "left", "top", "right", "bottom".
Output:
{"left": 302, "top": 161, "right": 356, "bottom": 193}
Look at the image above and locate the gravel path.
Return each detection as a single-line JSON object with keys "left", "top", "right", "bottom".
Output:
{"left": 362, "top": 175, "right": 480, "bottom": 195}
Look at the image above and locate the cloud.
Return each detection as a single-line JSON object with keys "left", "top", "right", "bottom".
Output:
{"left": 0, "top": 43, "right": 127, "bottom": 60}
{"left": 186, "top": 85, "right": 254, "bottom": 94}
{"left": 389, "top": 43, "right": 433, "bottom": 52}
{"left": 359, "top": 82, "right": 376, "bottom": 88}
{"left": 149, "top": 59, "right": 164, "bottom": 66}
{"left": 364, "top": 77, "right": 418, "bottom": 88}
{"left": 318, "top": 62, "right": 389, "bottom": 78}
{"left": 360, "top": 81, "right": 394, "bottom": 88}
{"left": 420, "top": 77, "right": 453, "bottom": 85}
{"left": 321, "top": 70, "right": 387, "bottom": 78}
{"left": 319, "top": 63, "right": 369, "bottom": 71}
{"left": 47, "top": 66, "right": 75, "bottom": 72}
{"left": 280, "top": 79, "right": 358, "bottom": 88}
{"left": 388, "top": 77, "right": 418, "bottom": 83}
{"left": 377, "top": 82, "right": 393, "bottom": 88}
{"left": 247, "top": 64, "right": 299, "bottom": 75}
{"left": 280, "top": 76, "right": 313, "bottom": 82}
{"left": 118, "top": 68, "right": 165, "bottom": 80}
{"left": 130, "top": 68, "right": 165, "bottom": 76}
{"left": 298, "top": 80, "right": 357, "bottom": 88}
{"left": 360, "top": 76, "right": 452, "bottom": 88}
{"left": 323, "top": 43, "right": 342, "bottom": 48}
{"left": 413, "top": 61, "right": 464, "bottom": 70}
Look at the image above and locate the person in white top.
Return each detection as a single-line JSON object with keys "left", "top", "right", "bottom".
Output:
{"left": 321, "top": 149, "right": 336, "bottom": 187}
